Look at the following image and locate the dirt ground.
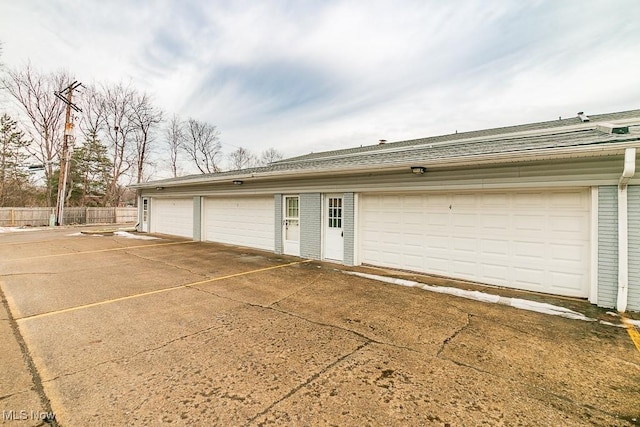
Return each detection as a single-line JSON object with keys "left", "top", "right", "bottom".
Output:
{"left": 0, "top": 226, "right": 638, "bottom": 426}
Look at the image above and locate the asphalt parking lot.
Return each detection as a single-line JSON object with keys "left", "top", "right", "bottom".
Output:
{"left": 1, "top": 226, "right": 639, "bottom": 426}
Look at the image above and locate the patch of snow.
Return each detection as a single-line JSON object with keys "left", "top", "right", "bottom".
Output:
{"left": 606, "top": 311, "right": 619, "bottom": 317}
{"left": 67, "top": 232, "right": 83, "bottom": 236}
{"left": 508, "top": 299, "right": 595, "bottom": 322}
{"left": 348, "top": 272, "right": 501, "bottom": 304}
{"left": 113, "top": 231, "right": 159, "bottom": 240}
{"left": 347, "top": 271, "right": 596, "bottom": 322}
{"left": 0, "top": 226, "right": 39, "bottom": 233}
{"left": 599, "top": 321, "right": 626, "bottom": 328}
{"left": 623, "top": 318, "right": 640, "bottom": 328}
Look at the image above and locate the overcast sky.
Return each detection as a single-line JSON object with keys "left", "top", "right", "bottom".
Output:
{"left": 1, "top": 0, "right": 639, "bottom": 169}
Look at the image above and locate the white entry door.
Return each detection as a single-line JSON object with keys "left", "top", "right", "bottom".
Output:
{"left": 283, "top": 196, "right": 300, "bottom": 256}
{"left": 324, "top": 195, "right": 344, "bottom": 261}
{"left": 141, "top": 198, "right": 149, "bottom": 232}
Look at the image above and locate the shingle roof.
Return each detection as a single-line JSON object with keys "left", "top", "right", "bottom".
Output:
{"left": 276, "top": 109, "right": 640, "bottom": 164}
{"left": 134, "top": 109, "right": 640, "bottom": 188}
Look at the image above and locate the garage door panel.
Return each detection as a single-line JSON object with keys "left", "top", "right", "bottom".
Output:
{"left": 425, "top": 236, "right": 447, "bottom": 250}
{"left": 452, "top": 237, "right": 476, "bottom": 253}
{"left": 361, "top": 190, "right": 590, "bottom": 297}
{"left": 513, "top": 241, "right": 546, "bottom": 259}
{"left": 429, "top": 213, "right": 449, "bottom": 226}
{"left": 513, "top": 267, "right": 546, "bottom": 287}
{"left": 482, "top": 263, "right": 509, "bottom": 282}
{"left": 481, "top": 239, "right": 509, "bottom": 256}
{"left": 452, "top": 260, "right": 477, "bottom": 276}
{"left": 551, "top": 243, "right": 583, "bottom": 262}
{"left": 481, "top": 193, "right": 508, "bottom": 205}
{"left": 481, "top": 214, "right": 509, "bottom": 230}
{"left": 203, "top": 197, "right": 274, "bottom": 251}
{"left": 513, "top": 214, "right": 546, "bottom": 232}
{"left": 453, "top": 213, "right": 476, "bottom": 228}
{"left": 513, "top": 192, "right": 545, "bottom": 207}
{"left": 403, "top": 212, "right": 423, "bottom": 225}
{"left": 403, "top": 195, "right": 424, "bottom": 207}
{"left": 550, "top": 191, "right": 585, "bottom": 207}
{"left": 550, "top": 215, "right": 587, "bottom": 233}
{"left": 551, "top": 271, "right": 583, "bottom": 291}
{"left": 403, "top": 254, "right": 423, "bottom": 270}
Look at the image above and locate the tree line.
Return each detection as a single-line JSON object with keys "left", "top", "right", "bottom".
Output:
{"left": 0, "top": 53, "right": 284, "bottom": 208}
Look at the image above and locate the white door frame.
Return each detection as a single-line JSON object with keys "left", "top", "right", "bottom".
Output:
{"left": 323, "top": 194, "right": 344, "bottom": 261}
{"left": 283, "top": 195, "right": 300, "bottom": 256}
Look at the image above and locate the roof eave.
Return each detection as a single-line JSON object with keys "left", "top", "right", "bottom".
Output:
{"left": 131, "top": 142, "right": 639, "bottom": 190}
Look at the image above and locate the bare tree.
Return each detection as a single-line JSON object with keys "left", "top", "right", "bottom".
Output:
{"left": 165, "top": 114, "right": 183, "bottom": 177}
{"left": 77, "top": 84, "right": 105, "bottom": 147}
{"left": 101, "top": 82, "right": 137, "bottom": 206}
{"left": 1, "top": 64, "right": 70, "bottom": 205}
{"left": 259, "top": 147, "right": 284, "bottom": 165}
{"left": 130, "top": 92, "right": 163, "bottom": 183}
{"left": 228, "top": 146, "right": 258, "bottom": 170}
{"left": 181, "top": 118, "right": 222, "bottom": 174}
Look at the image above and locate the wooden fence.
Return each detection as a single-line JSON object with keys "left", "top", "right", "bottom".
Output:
{"left": 0, "top": 207, "right": 138, "bottom": 227}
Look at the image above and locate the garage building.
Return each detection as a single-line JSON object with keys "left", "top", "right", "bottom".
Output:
{"left": 132, "top": 110, "right": 640, "bottom": 312}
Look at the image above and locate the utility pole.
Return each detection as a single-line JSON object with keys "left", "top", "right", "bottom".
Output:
{"left": 54, "top": 81, "right": 82, "bottom": 226}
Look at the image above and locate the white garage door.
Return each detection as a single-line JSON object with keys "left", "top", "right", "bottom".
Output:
{"left": 360, "top": 189, "right": 590, "bottom": 297}
{"left": 150, "top": 198, "right": 193, "bottom": 238}
{"left": 203, "top": 196, "right": 274, "bottom": 251}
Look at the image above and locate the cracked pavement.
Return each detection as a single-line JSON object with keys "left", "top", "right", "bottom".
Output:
{"left": 0, "top": 227, "right": 639, "bottom": 426}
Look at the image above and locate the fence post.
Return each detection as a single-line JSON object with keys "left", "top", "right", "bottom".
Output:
{"left": 10, "top": 208, "right": 15, "bottom": 226}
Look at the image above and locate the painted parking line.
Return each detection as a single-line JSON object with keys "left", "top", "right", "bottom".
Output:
{"left": 621, "top": 316, "right": 640, "bottom": 354}
{"left": 6, "top": 240, "right": 197, "bottom": 261}
{"left": 16, "top": 259, "right": 313, "bottom": 322}
{"left": 0, "top": 239, "right": 63, "bottom": 247}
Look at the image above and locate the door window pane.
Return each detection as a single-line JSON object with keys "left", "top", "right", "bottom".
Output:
{"left": 142, "top": 199, "right": 148, "bottom": 222}
{"left": 328, "top": 198, "right": 342, "bottom": 228}
{"left": 287, "top": 197, "right": 299, "bottom": 218}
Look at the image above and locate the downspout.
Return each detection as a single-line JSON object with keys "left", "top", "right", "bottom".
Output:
{"left": 617, "top": 147, "right": 636, "bottom": 312}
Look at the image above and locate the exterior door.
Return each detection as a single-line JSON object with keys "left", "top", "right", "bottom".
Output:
{"left": 141, "top": 198, "right": 149, "bottom": 232}
{"left": 283, "top": 196, "right": 300, "bottom": 256}
{"left": 324, "top": 195, "right": 344, "bottom": 261}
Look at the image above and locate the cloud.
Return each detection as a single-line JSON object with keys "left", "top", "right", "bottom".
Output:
{"left": 1, "top": 0, "right": 639, "bottom": 169}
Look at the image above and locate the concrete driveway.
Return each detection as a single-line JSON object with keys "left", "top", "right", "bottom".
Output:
{"left": 0, "top": 227, "right": 638, "bottom": 426}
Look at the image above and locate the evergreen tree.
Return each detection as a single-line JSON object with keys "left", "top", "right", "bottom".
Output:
{"left": 68, "top": 131, "right": 112, "bottom": 206}
{"left": 0, "top": 113, "right": 31, "bottom": 206}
